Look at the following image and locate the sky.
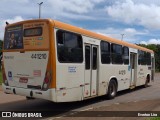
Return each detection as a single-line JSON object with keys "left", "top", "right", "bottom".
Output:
{"left": 1, "top": 0, "right": 160, "bottom": 44}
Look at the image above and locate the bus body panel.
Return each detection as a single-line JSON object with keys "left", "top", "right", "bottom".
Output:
{"left": 137, "top": 66, "right": 151, "bottom": 86}
{"left": 99, "top": 64, "right": 130, "bottom": 91}
{"left": 56, "top": 87, "right": 83, "bottom": 102}
{"left": 3, "top": 51, "right": 49, "bottom": 88}
{"left": 56, "top": 63, "right": 84, "bottom": 90}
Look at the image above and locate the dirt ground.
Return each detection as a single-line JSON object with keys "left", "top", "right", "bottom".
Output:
{"left": 51, "top": 99, "right": 160, "bottom": 120}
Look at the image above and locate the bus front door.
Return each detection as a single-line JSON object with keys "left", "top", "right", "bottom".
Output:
{"left": 130, "top": 52, "right": 137, "bottom": 88}
{"left": 84, "top": 44, "right": 98, "bottom": 98}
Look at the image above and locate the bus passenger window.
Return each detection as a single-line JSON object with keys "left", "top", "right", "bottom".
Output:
{"left": 111, "top": 44, "right": 123, "bottom": 64}
{"left": 146, "top": 52, "right": 151, "bottom": 65}
{"left": 138, "top": 50, "right": 142, "bottom": 65}
{"left": 57, "top": 31, "right": 64, "bottom": 44}
{"left": 56, "top": 30, "right": 83, "bottom": 63}
{"left": 123, "top": 46, "right": 129, "bottom": 64}
{"left": 101, "top": 41, "right": 110, "bottom": 64}
{"left": 138, "top": 50, "right": 146, "bottom": 65}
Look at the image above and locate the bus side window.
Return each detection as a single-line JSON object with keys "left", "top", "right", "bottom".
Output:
{"left": 56, "top": 30, "right": 83, "bottom": 63}
{"left": 146, "top": 52, "right": 151, "bottom": 65}
{"left": 141, "top": 51, "right": 146, "bottom": 65}
{"left": 111, "top": 44, "right": 123, "bottom": 64}
{"left": 100, "top": 41, "right": 110, "bottom": 64}
{"left": 57, "top": 30, "right": 64, "bottom": 45}
{"left": 138, "top": 50, "right": 142, "bottom": 65}
{"left": 123, "top": 46, "right": 129, "bottom": 64}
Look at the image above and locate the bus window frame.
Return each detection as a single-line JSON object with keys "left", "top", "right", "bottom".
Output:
{"left": 56, "top": 29, "right": 83, "bottom": 63}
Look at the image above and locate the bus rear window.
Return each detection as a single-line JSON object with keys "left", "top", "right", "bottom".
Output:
{"left": 24, "top": 27, "right": 42, "bottom": 37}
{"left": 4, "top": 25, "right": 23, "bottom": 49}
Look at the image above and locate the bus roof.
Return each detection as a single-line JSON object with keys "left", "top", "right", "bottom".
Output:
{"left": 5, "top": 19, "right": 154, "bottom": 53}
{"left": 51, "top": 20, "right": 153, "bottom": 53}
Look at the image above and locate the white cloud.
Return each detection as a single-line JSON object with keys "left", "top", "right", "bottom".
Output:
{"left": 50, "top": 0, "right": 104, "bottom": 14}
{"left": 1, "top": 0, "right": 29, "bottom": 3}
{"left": 140, "top": 41, "right": 147, "bottom": 45}
{"left": 106, "top": 0, "right": 160, "bottom": 29}
{"left": 140, "top": 39, "right": 160, "bottom": 44}
{"left": 48, "top": 0, "right": 90, "bottom": 14}
{"left": 0, "top": 0, "right": 105, "bottom": 20}
{"left": 43, "top": 0, "right": 105, "bottom": 20}
{"left": 148, "top": 39, "right": 160, "bottom": 44}
{"left": 4, "top": 16, "right": 24, "bottom": 25}
{"left": 0, "top": 0, "right": 106, "bottom": 39}
{"left": 0, "top": 16, "right": 24, "bottom": 40}
{"left": 92, "top": 27, "right": 147, "bottom": 43}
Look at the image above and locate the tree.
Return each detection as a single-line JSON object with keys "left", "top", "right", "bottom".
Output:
{"left": 138, "top": 44, "right": 160, "bottom": 72}
{"left": 0, "top": 40, "right": 3, "bottom": 70}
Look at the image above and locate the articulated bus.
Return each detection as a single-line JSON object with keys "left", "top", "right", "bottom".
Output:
{"left": 2, "top": 19, "right": 155, "bottom": 102}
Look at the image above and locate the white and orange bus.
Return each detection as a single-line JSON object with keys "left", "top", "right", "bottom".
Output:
{"left": 2, "top": 19, "right": 155, "bottom": 102}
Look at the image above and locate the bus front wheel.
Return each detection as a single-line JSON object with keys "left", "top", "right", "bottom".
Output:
{"left": 107, "top": 80, "right": 117, "bottom": 99}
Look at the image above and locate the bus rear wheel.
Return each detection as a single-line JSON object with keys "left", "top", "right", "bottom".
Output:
{"left": 107, "top": 80, "right": 117, "bottom": 99}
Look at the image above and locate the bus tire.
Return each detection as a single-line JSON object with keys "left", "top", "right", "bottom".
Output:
{"left": 144, "top": 75, "right": 150, "bottom": 88}
{"left": 107, "top": 80, "right": 117, "bottom": 99}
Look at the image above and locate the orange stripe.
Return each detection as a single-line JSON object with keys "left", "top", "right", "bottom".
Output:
{"left": 52, "top": 20, "right": 154, "bottom": 53}
{"left": 3, "top": 48, "right": 49, "bottom": 52}
{"left": 48, "top": 20, "right": 56, "bottom": 88}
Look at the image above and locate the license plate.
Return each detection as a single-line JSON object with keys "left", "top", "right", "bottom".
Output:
{"left": 19, "top": 77, "right": 28, "bottom": 83}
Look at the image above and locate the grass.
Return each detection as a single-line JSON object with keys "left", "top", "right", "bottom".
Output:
{"left": 150, "top": 117, "right": 160, "bottom": 120}
{"left": 0, "top": 71, "right": 2, "bottom": 85}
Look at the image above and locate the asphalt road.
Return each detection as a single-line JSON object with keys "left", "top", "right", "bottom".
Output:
{"left": 0, "top": 73, "right": 160, "bottom": 119}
